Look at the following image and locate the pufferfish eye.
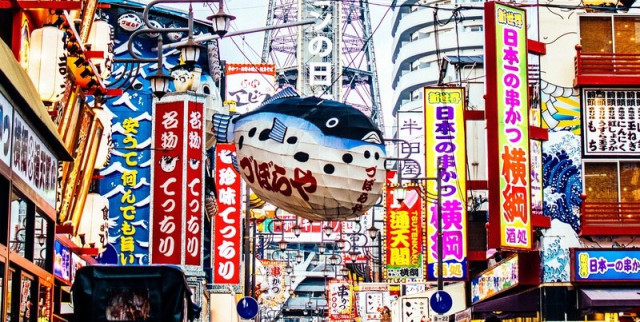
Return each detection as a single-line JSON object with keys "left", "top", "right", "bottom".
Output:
{"left": 326, "top": 117, "right": 339, "bottom": 128}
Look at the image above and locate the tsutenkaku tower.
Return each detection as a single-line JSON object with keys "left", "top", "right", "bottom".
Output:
{"left": 261, "top": 0, "right": 384, "bottom": 130}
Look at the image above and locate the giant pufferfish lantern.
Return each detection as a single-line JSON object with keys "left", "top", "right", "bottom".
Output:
{"left": 213, "top": 88, "right": 386, "bottom": 221}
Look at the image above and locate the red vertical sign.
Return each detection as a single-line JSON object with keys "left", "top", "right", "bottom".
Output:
{"left": 214, "top": 144, "right": 242, "bottom": 284}
{"left": 185, "top": 100, "right": 204, "bottom": 266}
{"left": 151, "top": 101, "right": 185, "bottom": 264}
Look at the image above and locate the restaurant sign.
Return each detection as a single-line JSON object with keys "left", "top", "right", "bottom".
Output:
{"left": 572, "top": 249, "right": 640, "bottom": 282}
{"left": 470, "top": 255, "right": 519, "bottom": 303}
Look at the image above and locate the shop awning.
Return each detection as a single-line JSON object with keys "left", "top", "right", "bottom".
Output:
{"left": 472, "top": 288, "right": 539, "bottom": 319}
{"left": 579, "top": 289, "right": 640, "bottom": 313}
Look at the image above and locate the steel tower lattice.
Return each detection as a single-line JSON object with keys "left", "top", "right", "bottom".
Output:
{"left": 261, "top": 0, "right": 384, "bottom": 131}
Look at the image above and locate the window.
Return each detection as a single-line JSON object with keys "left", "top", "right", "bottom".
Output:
{"left": 9, "top": 192, "right": 29, "bottom": 258}
{"left": 580, "top": 15, "right": 640, "bottom": 53}
{"left": 584, "top": 161, "right": 640, "bottom": 202}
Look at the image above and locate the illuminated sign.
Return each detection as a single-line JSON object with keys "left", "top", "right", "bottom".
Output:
{"left": 573, "top": 249, "right": 640, "bottom": 282}
{"left": 385, "top": 182, "right": 424, "bottom": 281}
{"left": 54, "top": 240, "right": 71, "bottom": 282}
{"left": 214, "top": 143, "right": 242, "bottom": 284}
{"left": 424, "top": 87, "right": 467, "bottom": 281}
{"left": 484, "top": 2, "right": 531, "bottom": 250}
{"left": 224, "top": 63, "right": 276, "bottom": 114}
{"left": 301, "top": 1, "right": 337, "bottom": 98}
{"left": 470, "top": 255, "right": 519, "bottom": 303}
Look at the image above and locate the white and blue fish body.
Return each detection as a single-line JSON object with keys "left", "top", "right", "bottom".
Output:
{"left": 213, "top": 91, "right": 386, "bottom": 221}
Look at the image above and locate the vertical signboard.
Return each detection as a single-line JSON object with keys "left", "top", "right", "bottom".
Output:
{"left": 150, "top": 101, "right": 185, "bottom": 265}
{"left": 150, "top": 97, "right": 205, "bottom": 267}
{"left": 397, "top": 111, "right": 425, "bottom": 180}
{"left": 327, "top": 279, "right": 353, "bottom": 320}
{"left": 385, "top": 183, "right": 424, "bottom": 281}
{"left": 424, "top": 87, "right": 467, "bottom": 280}
{"left": 224, "top": 63, "right": 276, "bottom": 114}
{"left": 214, "top": 143, "right": 242, "bottom": 284}
{"left": 484, "top": 2, "right": 532, "bottom": 250}
{"left": 0, "top": 92, "right": 13, "bottom": 172}
{"left": 185, "top": 100, "right": 204, "bottom": 266}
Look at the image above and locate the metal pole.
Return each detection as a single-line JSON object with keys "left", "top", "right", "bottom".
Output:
{"left": 437, "top": 159, "right": 444, "bottom": 291}
{"left": 243, "top": 184, "right": 251, "bottom": 297}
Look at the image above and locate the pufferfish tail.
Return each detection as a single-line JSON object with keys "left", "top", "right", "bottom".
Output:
{"left": 212, "top": 113, "right": 237, "bottom": 143}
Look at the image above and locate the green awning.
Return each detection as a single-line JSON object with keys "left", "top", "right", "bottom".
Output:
{"left": 0, "top": 38, "right": 72, "bottom": 161}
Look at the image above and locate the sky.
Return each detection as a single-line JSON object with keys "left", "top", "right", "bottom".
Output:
{"left": 189, "top": 1, "right": 396, "bottom": 135}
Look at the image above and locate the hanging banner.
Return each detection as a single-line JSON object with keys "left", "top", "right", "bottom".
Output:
{"left": 327, "top": 279, "right": 354, "bottom": 320}
{"left": 385, "top": 182, "right": 424, "bottom": 281}
{"left": 397, "top": 111, "right": 425, "bottom": 180}
{"left": 424, "top": 87, "right": 467, "bottom": 281}
{"left": 0, "top": 92, "right": 13, "bottom": 170}
{"left": 214, "top": 143, "right": 242, "bottom": 284}
{"left": 484, "top": 2, "right": 532, "bottom": 250}
{"left": 150, "top": 101, "right": 185, "bottom": 265}
{"left": 184, "top": 100, "right": 204, "bottom": 266}
{"left": 224, "top": 63, "right": 276, "bottom": 114}
{"left": 257, "top": 260, "right": 287, "bottom": 309}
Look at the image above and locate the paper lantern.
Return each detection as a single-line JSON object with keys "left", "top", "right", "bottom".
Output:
{"left": 87, "top": 20, "right": 114, "bottom": 79}
{"left": 214, "top": 88, "right": 386, "bottom": 221}
{"left": 28, "top": 25, "right": 67, "bottom": 103}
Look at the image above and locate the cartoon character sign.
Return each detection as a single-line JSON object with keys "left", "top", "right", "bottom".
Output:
{"left": 214, "top": 88, "right": 386, "bottom": 221}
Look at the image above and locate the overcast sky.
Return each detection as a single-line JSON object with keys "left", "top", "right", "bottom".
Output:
{"left": 190, "top": 1, "right": 395, "bottom": 134}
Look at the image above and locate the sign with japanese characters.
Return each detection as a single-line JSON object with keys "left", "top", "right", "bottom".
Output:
{"left": 12, "top": 112, "right": 58, "bottom": 207}
{"left": 484, "top": 2, "right": 531, "bottom": 250}
{"left": 260, "top": 210, "right": 342, "bottom": 243}
{"left": 257, "top": 260, "right": 287, "bottom": 308}
{"left": 470, "top": 255, "right": 519, "bottom": 303}
{"left": 573, "top": 249, "right": 640, "bottom": 282}
{"left": 225, "top": 63, "right": 276, "bottom": 114}
{"left": 214, "top": 143, "right": 242, "bottom": 284}
{"left": 583, "top": 90, "right": 640, "bottom": 156}
{"left": 424, "top": 87, "right": 467, "bottom": 281}
{"left": 184, "top": 100, "right": 204, "bottom": 266}
{"left": 397, "top": 111, "right": 425, "bottom": 180}
{"left": 385, "top": 183, "right": 424, "bottom": 281}
{"left": 0, "top": 92, "right": 13, "bottom": 170}
{"left": 150, "top": 100, "right": 185, "bottom": 265}
{"left": 402, "top": 297, "right": 429, "bottom": 322}
{"left": 355, "top": 283, "right": 397, "bottom": 321}
{"left": 327, "top": 279, "right": 353, "bottom": 320}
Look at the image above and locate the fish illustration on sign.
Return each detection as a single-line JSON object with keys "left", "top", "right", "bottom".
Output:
{"left": 213, "top": 88, "right": 386, "bottom": 221}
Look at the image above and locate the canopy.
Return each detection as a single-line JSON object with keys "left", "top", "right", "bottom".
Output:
{"left": 579, "top": 288, "right": 640, "bottom": 313}
{"left": 472, "top": 288, "right": 539, "bottom": 319}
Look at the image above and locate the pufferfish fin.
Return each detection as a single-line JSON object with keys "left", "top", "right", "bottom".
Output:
{"left": 258, "top": 87, "right": 299, "bottom": 107}
{"left": 212, "top": 113, "right": 238, "bottom": 143}
{"left": 268, "top": 118, "right": 287, "bottom": 143}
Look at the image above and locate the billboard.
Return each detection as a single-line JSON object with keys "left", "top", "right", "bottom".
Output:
{"left": 327, "top": 279, "right": 354, "bottom": 320}
{"left": 224, "top": 63, "right": 276, "bottom": 114}
{"left": 396, "top": 111, "right": 425, "bottom": 180}
{"left": 385, "top": 183, "right": 424, "bottom": 281}
{"left": 484, "top": 2, "right": 532, "bottom": 250}
{"left": 213, "top": 143, "right": 242, "bottom": 284}
{"left": 424, "top": 87, "right": 467, "bottom": 280}
{"left": 572, "top": 249, "right": 640, "bottom": 282}
{"left": 470, "top": 255, "right": 519, "bottom": 303}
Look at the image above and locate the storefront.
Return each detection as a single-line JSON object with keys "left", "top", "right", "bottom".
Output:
{"left": 0, "top": 37, "right": 73, "bottom": 321}
{"left": 470, "top": 252, "right": 541, "bottom": 320}
{"left": 571, "top": 248, "right": 640, "bottom": 321}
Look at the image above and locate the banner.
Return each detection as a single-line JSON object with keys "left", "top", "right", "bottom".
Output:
{"left": 224, "top": 63, "right": 276, "bottom": 114}
{"left": 257, "top": 260, "right": 287, "bottom": 308}
{"left": 424, "top": 87, "right": 467, "bottom": 280}
{"left": 213, "top": 143, "right": 242, "bottom": 284}
{"left": 385, "top": 182, "right": 424, "bottom": 281}
{"left": 327, "top": 279, "right": 353, "bottom": 320}
{"left": 484, "top": 2, "right": 531, "bottom": 250}
{"left": 150, "top": 97, "right": 205, "bottom": 266}
{"left": 150, "top": 101, "right": 185, "bottom": 265}
{"left": 573, "top": 249, "right": 640, "bottom": 282}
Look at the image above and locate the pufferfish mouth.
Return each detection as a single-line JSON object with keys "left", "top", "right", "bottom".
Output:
{"left": 361, "top": 131, "right": 382, "bottom": 144}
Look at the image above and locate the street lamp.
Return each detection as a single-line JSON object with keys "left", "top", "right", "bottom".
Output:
{"left": 323, "top": 225, "right": 332, "bottom": 237}
{"left": 296, "top": 252, "right": 304, "bottom": 264}
{"left": 328, "top": 254, "right": 339, "bottom": 266}
{"left": 208, "top": 0, "right": 235, "bottom": 37}
{"left": 318, "top": 243, "right": 326, "bottom": 255}
{"left": 367, "top": 225, "right": 379, "bottom": 241}
{"left": 175, "top": 4, "right": 203, "bottom": 64}
{"left": 278, "top": 239, "right": 288, "bottom": 251}
{"left": 293, "top": 224, "right": 302, "bottom": 238}
{"left": 310, "top": 254, "right": 319, "bottom": 266}
{"left": 336, "top": 237, "right": 346, "bottom": 250}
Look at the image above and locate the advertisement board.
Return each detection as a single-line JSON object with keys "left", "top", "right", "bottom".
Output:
{"left": 424, "top": 87, "right": 467, "bottom": 280}
{"left": 53, "top": 240, "right": 71, "bottom": 283}
{"left": 224, "top": 63, "right": 276, "bottom": 114}
{"left": 484, "top": 2, "right": 532, "bottom": 250}
{"left": 327, "top": 279, "right": 353, "bottom": 320}
{"left": 572, "top": 249, "right": 640, "bottom": 282}
{"left": 470, "top": 255, "right": 519, "bottom": 303}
